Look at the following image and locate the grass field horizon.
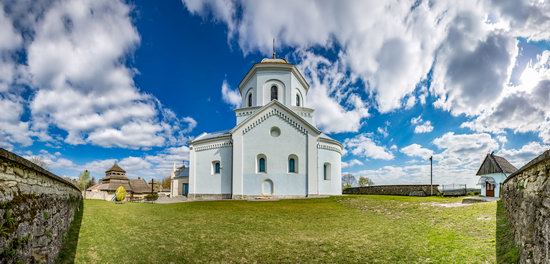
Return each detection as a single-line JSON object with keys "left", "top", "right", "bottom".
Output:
{"left": 59, "top": 195, "right": 515, "bottom": 263}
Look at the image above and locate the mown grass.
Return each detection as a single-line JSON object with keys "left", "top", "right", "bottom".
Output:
{"left": 59, "top": 195, "right": 499, "bottom": 263}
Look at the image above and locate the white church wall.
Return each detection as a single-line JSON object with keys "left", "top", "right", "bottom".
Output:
{"left": 192, "top": 142, "right": 233, "bottom": 196}
{"left": 241, "top": 116, "right": 308, "bottom": 196}
{"left": 257, "top": 71, "right": 291, "bottom": 106}
{"left": 290, "top": 73, "right": 307, "bottom": 107}
{"left": 317, "top": 146, "right": 342, "bottom": 195}
{"left": 240, "top": 75, "right": 257, "bottom": 107}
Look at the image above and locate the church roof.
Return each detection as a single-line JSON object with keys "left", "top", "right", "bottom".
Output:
{"left": 174, "top": 165, "right": 189, "bottom": 178}
{"left": 476, "top": 153, "right": 517, "bottom": 176}
{"left": 106, "top": 163, "right": 126, "bottom": 173}
{"left": 193, "top": 130, "right": 231, "bottom": 142}
{"left": 129, "top": 178, "right": 151, "bottom": 194}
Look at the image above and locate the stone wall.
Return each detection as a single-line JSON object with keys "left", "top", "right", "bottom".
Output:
{"left": 502, "top": 149, "right": 550, "bottom": 264}
{"left": 343, "top": 184, "right": 441, "bottom": 196}
{"left": 0, "top": 148, "right": 82, "bottom": 263}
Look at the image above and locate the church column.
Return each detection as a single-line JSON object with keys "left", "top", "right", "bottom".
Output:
{"left": 307, "top": 133, "right": 319, "bottom": 196}
{"left": 189, "top": 146, "right": 196, "bottom": 199}
{"left": 232, "top": 132, "right": 244, "bottom": 198}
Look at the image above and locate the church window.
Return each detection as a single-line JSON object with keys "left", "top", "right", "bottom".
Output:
{"left": 248, "top": 93, "right": 253, "bottom": 107}
{"left": 270, "top": 85, "right": 278, "bottom": 101}
{"left": 296, "top": 94, "right": 300, "bottom": 107}
{"left": 323, "top": 163, "right": 331, "bottom": 180}
{"left": 288, "top": 155, "right": 298, "bottom": 173}
{"left": 270, "top": 126, "right": 281, "bottom": 137}
{"left": 257, "top": 155, "right": 267, "bottom": 173}
{"left": 212, "top": 161, "right": 221, "bottom": 174}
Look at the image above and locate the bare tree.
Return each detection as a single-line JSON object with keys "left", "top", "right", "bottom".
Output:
{"left": 342, "top": 173, "right": 357, "bottom": 190}
{"left": 30, "top": 157, "right": 49, "bottom": 171}
{"left": 358, "top": 176, "right": 375, "bottom": 187}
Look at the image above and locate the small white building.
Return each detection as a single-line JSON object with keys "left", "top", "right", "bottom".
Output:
{"left": 185, "top": 57, "right": 343, "bottom": 199}
{"left": 170, "top": 163, "right": 189, "bottom": 197}
{"left": 476, "top": 153, "right": 517, "bottom": 197}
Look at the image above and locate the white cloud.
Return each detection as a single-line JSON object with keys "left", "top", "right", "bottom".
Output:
{"left": 401, "top": 144, "right": 434, "bottom": 159}
{"left": 23, "top": 149, "right": 77, "bottom": 170}
{"left": 342, "top": 159, "right": 363, "bottom": 169}
{"left": 344, "top": 134, "right": 394, "bottom": 160}
{"left": 410, "top": 115, "right": 434, "bottom": 134}
{"left": 83, "top": 146, "right": 190, "bottom": 179}
{"left": 0, "top": 0, "right": 197, "bottom": 149}
{"left": 28, "top": 145, "right": 191, "bottom": 179}
{"left": 297, "top": 51, "right": 369, "bottom": 133}
{"left": 461, "top": 51, "right": 550, "bottom": 143}
{"left": 433, "top": 132, "right": 499, "bottom": 171}
{"left": 181, "top": 0, "right": 541, "bottom": 116}
{"left": 221, "top": 79, "right": 241, "bottom": 109}
{"left": 377, "top": 126, "right": 388, "bottom": 138}
{"left": 499, "top": 141, "right": 549, "bottom": 168}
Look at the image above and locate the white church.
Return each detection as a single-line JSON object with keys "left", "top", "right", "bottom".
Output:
{"left": 171, "top": 56, "right": 342, "bottom": 199}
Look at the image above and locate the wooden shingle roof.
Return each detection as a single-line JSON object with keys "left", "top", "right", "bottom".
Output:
{"left": 106, "top": 163, "right": 126, "bottom": 173}
{"left": 476, "top": 153, "right": 518, "bottom": 176}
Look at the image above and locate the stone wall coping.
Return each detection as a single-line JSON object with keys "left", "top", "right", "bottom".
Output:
{"left": 350, "top": 184, "right": 439, "bottom": 187}
{"left": 503, "top": 149, "right": 550, "bottom": 184}
{"left": 0, "top": 147, "right": 81, "bottom": 192}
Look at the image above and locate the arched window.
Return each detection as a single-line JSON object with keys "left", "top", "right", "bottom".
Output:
{"left": 270, "top": 85, "right": 278, "bottom": 101}
{"left": 247, "top": 93, "right": 253, "bottom": 107}
{"left": 288, "top": 155, "right": 298, "bottom": 173}
{"left": 257, "top": 154, "right": 267, "bottom": 173}
{"left": 259, "top": 158, "right": 266, "bottom": 173}
{"left": 296, "top": 94, "right": 301, "bottom": 107}
{"left": 212, "top": 161, "right": 221, "bottom": 174}
{"left": 289, "top": 158, "right": 296, "bottom": 173}
{"left": 323, "top": 163, "right": 331, "bottom": 180}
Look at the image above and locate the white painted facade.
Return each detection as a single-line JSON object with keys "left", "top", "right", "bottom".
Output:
{"left": 188, "top": 58, "right": 342, "bottom": 199}
{"left": 478, "top": 172, "right": 508, "bottom": 197}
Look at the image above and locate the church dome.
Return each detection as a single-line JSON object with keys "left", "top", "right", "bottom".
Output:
{"left": 260, "top": 58, "right": 288, "bottom": 64}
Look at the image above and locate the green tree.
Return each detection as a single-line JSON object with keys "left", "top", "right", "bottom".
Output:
{"left": 78, "top": 170, "right": 91, "bottom": 191}
{"left": 358, "top": 176, "right": 374, "bottom": 187}
{"left": 115, "top": 186, "right": 127, "bottom": 202}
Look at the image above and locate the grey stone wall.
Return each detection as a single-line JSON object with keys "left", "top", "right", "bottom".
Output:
{"left": 0, "top": 148, "right": 82, "bottom": 263}
{"left": 502, "top": 149, "right": 550, "bottom": 264}
{"left": 343, "top": 184, "right": 440, "bottom": 196}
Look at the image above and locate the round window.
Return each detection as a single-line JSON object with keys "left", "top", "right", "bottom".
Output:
{"left": 270, "top": 127, "right": 281, "bottom": 137}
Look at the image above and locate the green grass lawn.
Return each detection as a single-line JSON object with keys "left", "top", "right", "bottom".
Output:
{"left": 59, "top": 195, "right": 505, "bottom": 263}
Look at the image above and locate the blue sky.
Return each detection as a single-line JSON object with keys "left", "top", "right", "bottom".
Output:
{"left": 0, "top": 0, "right": 549, "bottom": 187}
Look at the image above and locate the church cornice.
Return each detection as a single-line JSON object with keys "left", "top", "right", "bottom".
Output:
{"left": 317, "top": 143, "right": 342, "bottom": 154}
{"left": 194, "top": 141, "right": 233, "bottom": 152}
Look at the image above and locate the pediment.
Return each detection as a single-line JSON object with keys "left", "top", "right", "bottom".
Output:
{"left": 231, "top": 100, "right": 320, "bottom": 136}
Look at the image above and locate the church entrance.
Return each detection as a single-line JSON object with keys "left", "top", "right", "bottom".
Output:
{"left": 262, "top": 180, "right": 273, "bottom": 195}
{"left": 182, "top": 183, "right": 189, "bottom": 196}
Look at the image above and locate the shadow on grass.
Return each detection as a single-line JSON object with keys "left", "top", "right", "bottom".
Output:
{"left": 56, "top": 199, "right": 83, "bottom": 264}
{"left": 496, "top": 200, "right": 520, "bottom": 263}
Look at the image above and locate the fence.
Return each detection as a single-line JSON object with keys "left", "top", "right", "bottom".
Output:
{"left": 439, "top": 184, "right": 467, "bottom": 196}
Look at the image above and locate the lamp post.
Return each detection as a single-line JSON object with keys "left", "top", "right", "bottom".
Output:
{"left": 429, "top": 156, "right": 433, "bottom": 196}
